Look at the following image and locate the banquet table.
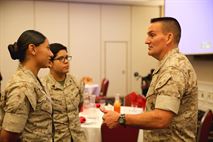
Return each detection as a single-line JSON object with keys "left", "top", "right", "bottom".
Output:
{"left": 79, "top": 106, "right": 144, "bottom": 142}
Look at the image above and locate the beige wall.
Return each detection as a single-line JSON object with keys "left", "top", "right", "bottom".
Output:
{"left": 0, "top": 0, "right": 161, "bottom": 95}
{"left": 188, "top": 56, "right": 213, "bottom": 82}
{"left": 1, "top": 1, "right": 212, "bottom": 95}
{"left": 0, "top": 1, "right": 34, "bottom": 89}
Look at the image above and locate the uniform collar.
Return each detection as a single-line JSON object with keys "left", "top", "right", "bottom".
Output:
{"left": 47, "top": 73, "right": 74, "bottom": 90}
{"left": 153, "top": 47, "right": 179, "bottom": 75}
{"left": 18, "top": 64, "right": 46, "bottom": 92}
{"left": 46, "top": 73, "right": 63, "bottom": 89}
{"left": 18, "top": 64, "right": 37, "bottom": 80}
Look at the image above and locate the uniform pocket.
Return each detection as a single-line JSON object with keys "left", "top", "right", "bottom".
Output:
{"left": 155, "top": 74, "right": 172, "bottom": 90}
{"left": 36, "top": 88, "right": 52, "bottom": 114}
{"left": 39, "top": 96, "right": 52, "bottom": 114}
{"left": 51, "top": 96, "right": 66, "bottom": 113}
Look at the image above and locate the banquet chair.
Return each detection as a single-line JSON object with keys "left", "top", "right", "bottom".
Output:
{"left": 96, "top": 78, "right": 109, "bottom": 103}
{"left": 101, "top": 123, "right": 139, "bottom": 142}
{"left": 125, "top": 92, "right": 146, "bottom": 109}
{"left": 197, "top": 109, "right": 213, "bottom": 142}
{"left": 100, "top": 78, "right": 109, "bottom": 97}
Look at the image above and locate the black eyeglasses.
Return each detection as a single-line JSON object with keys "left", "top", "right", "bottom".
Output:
{"left": 53, "top": 56, "right": 72, "bottom": 63}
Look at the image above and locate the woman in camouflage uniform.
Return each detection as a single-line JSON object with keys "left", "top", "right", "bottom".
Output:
{"left": 0, "top": 30, "right": 53, "bottom": 142}
{"left": 42, "top": 43, "right": 86, "bottom": 142}
{"left": 0, "top": 72, "right": 2, "bottom": 131}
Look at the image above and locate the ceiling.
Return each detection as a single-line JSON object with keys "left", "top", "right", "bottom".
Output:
{"left": 40, "top": 0, "right": 164, "bottom": 6}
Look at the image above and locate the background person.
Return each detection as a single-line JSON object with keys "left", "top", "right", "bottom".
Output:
{"left": 101, "top": 17, "right": 198, "bottom": 142}
{"left": 0, "top": 30, "right": 53, "bottom": 142}
{"left": 42, "top": 43, "right": 86, "bottom": 142}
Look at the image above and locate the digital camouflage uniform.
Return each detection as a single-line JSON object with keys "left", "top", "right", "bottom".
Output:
{"left": 0, "top": 80, "right": 3, "bottom": 131}
{"left": 42, "top": 73, "right": 86, "bottom": 142}
{"left": 144, "top": 48, "right": 198, "bottom": 142}
{"left": 0, "top": 64, "right": 53, "bottom": 142}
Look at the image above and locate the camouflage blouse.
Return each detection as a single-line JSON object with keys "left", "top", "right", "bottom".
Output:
{"left": 144, "top": 48, "right": 198, "bottom": 142}
{"left": 0, "top": 64, "right": 53, "bottom": 142}
{"left": 42, "top": 73, "right": 86, "bottom": 142}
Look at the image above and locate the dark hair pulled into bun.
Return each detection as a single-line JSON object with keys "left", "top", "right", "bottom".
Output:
{"left": 7, "top": 30, "right": 46, "bottom": 62}
{"left": 8, "top": 42, "right": 20, "bottom": 60}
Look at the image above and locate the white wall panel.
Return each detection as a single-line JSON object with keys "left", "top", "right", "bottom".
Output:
{"left": 0, "top": 1, "right": 34, "bottom": 89}
{"left": 35, "top": 1, "right": 69, "bottom": 45}
{"left": 69, "top": 3, "right": 101, "bottom": 83}
{"left": 101, "top": 5, "right": 131, "bottom": 41}
{"left": 34, "top": 1, "right": 69, "bottom": 77}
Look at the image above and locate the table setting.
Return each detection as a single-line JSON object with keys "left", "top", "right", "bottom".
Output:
{"left": 79, "top": 102, "right": 144, "bottom": 142}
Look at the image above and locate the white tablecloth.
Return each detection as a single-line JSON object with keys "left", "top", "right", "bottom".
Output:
{"left": 79, "top": 106, "right": 143, "bottom": 142}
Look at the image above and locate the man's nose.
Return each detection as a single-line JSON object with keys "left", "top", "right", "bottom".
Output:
{"left": 145, "top": 38, "right": 150, "bottom": 44}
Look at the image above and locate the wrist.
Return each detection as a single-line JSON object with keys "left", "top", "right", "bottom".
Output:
{"left": 118, "top": 114, "right": 126, "bottom": 126}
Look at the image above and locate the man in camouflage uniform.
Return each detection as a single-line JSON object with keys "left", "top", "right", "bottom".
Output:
{"left": 42, "top": 43, "right": 86, "bottom": 142}
{"left": 0, "top": 65, "right": 53, "bottom": 142}
{"left": 101, "top": 17, "right": 198, "bottom": 142}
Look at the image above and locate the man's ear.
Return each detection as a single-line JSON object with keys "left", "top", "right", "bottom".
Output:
{"left": 28, "top": 44, "right": 37, "bottom": 56}
{"left": 166, "top": 33, "right": 173, "bottom": 45}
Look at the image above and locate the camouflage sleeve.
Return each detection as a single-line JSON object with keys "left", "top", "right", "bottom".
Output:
{"left": 79, "top": 80, "right": 84, "bottom": 104}
{"left": 0, "top": 91, "right": 4, "bottom": 130}
{"left": 155, "top": 67, "right": 186, "bottom": 114}
{"left": 2, "top": 83, "right": 32, "bottom": 133}
{"left": 71, "top": 75, "right": 84, "bottom": 104}
{"left": 40, "top": 75, "right": 51, "bottom": 96}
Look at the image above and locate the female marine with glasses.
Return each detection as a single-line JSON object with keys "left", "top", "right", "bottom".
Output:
{"left": 42, "top": 43, "right": 86, "bottom": 142}
{"left": 0, "top": 30, "right": 53, "bottom": 141}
